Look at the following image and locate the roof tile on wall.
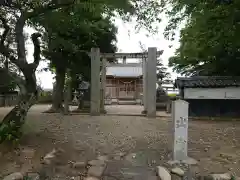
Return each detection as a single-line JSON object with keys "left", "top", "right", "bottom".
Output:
{"left": 175, "top": 76, "right": 240, "bottom": 88}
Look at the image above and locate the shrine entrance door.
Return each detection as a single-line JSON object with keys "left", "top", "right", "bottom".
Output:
{"left": 118, "top": 80, "right": 136, "bottom": 100}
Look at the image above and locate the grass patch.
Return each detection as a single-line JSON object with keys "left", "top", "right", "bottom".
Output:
{"left": 168, "top": 93, "right": 177, "bottom": 97}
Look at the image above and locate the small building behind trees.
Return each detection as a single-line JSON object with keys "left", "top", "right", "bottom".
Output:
{"left": 175, "top": 76, "right": 240, "bottom": 117}
{"left": 0, "top": 68, "right": 19, "bottom": 107}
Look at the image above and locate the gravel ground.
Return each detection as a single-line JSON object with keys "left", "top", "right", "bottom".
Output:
{"left": 0, "top": 105, "right": 240, "bottom": 178}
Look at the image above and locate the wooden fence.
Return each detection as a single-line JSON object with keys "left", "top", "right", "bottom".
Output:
{"left": 0, "top": 94, "right": 19, "bottom": 107}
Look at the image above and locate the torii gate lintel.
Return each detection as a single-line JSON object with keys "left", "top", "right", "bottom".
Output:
{"left": 99, "top": 50, "right": 163, "bottom": 59}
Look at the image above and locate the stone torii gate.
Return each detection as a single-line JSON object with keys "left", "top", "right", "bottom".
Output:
{"left": 90, "top": 47, "right": 163, "bottom": 117}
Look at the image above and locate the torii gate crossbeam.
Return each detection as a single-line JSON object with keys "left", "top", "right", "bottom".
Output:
{"left": 100, "top": 51, "right": 163, "bottom": 58}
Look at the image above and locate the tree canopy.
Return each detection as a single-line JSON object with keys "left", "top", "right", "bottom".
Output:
{"left": 33, "top": 4, "right": 117, "bottom": 77}
{"left": 166, "top": 0, "right": 239, "bottom": 76}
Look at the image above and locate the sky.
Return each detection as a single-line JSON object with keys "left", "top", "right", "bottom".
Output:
{"left": 26, "top": 15, "right": 181, "bottom": 90}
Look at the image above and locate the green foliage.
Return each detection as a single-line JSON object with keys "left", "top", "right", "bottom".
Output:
{"left": 23, "top": 176, "right": 32, "bottom": 180}
{"left": 3, "top": 0, "right": 165, "bottom": 85}
{"left": 0, "top": 69, "right": 18, "bottom": 93}
{"left": 139, "top": 43, "right": 171, "bottom": 83}
{"left": 157, "top": 58, "right": 171, "bottom": 83}
{"left": 127, "top": 0, "right": 163, "bottom": 33}
{"left": 0, "top": 119, "right": 22, "bottom": 144}
{"left": 167, "top": 0, "right": 240, "bottom": 76}
{"left": 31, "top": 2, "right": 119, "bottom": 85}
{"left": 231, "top": 175, "right": 236, "bottom": 180}
{"left": 168, "top": 93, "right": 177, "bottom": 97}
{"left": 0, "top": 57, "right": 18, "bottom": 93}
{"left": 38, "top": 90, "right": 53, "bottom": 104}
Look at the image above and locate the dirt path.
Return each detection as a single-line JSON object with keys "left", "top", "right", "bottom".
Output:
{"left": 0, "top": 105, "right": 240, "bottom": 179}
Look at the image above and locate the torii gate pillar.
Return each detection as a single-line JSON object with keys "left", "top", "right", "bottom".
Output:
{"left": 146, "top": 47, "right": 157, "bottom": 117}
{"left": 90, "top": 48, "right": 101, "bottom": 115}
{"left": 142, "top": 57, "right": 148, "bottom": 113}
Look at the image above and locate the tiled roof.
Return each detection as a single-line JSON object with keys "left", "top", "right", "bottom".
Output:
{"left": 175, "top": 76, "right": 240, "bottom": 88}
{"left": 106, "top": 63, "right": 142, "bottom": 77}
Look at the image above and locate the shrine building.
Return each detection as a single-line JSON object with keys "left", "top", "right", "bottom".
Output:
{"left": 105, "top": 58, "right": 143, "bottom": 105}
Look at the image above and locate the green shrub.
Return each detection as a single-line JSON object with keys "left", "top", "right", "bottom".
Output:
{"left": 168, "top": 93, "right": 177, "bottom": 97}
{"left": 37, "top": 91, "right": 53, "bottom": 104}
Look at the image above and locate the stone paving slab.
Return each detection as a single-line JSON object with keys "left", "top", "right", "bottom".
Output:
{"left": 120, "top": 167, "right": 157, "bottom": 180}
{"left": 88, "top": 165, "right": 106, "bottom": 177}
{"left": 104, "top": 160, "right": 157, "bottom": 180}
{"left": 105, "top": 105, "right": 170, "bottom": 117}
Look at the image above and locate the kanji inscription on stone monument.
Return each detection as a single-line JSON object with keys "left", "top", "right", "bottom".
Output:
{"left": 176, "top": 117, "right": 187, "bottom": 128}
{"left": 172, "top": 100, "right": 189, "bottom": 161}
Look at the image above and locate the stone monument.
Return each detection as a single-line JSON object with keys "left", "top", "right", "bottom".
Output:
{"left": 73, "top": 81, "right": 90, "bottom": 113}
{"left": 168, "top": 99, "right": 198, "bottom": 166}
{"left": 72, "top": 90, "right": 79, "bottom": 105}
{"left": 172, "top": 100, "right": 188, "bottom": 161}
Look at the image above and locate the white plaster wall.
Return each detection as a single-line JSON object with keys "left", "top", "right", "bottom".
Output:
{"left": 184, "top": 87, "right": 240, "bottom": 99}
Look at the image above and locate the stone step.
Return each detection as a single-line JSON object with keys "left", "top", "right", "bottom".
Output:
{"left": 118, "top": 97, "right": 135, "bottom": 100}
{"left": 118, "top": 100, "right": 137, "bottom": 105}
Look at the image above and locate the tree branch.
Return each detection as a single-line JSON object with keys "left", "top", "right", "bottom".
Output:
{"left": 14, "top": 1, "right": 75, "bottom": 64}
{"left": 31, "top": 32, "right": 42, "bottom": 69}
{"left": 0, "top": 44, "right": 26, "bottom": 70}
{"left": 15, "top": 12, "right": 27, "bottom": 62}
{"left": 1, "top": 0, "right": 33, "bottom": 10}
{"left": 0, "top": 16, "right": 24, "bottom": 68}
{"left": 27, "top": 0, "right": 76, "bottom": 19}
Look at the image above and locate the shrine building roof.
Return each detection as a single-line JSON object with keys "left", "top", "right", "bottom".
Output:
{"left": 106, "top": 63, "right": 143, "bottom": 78}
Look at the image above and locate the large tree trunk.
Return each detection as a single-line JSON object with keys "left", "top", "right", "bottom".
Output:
{"left": 0, "top": 14, "right": 41, "bottom": 143}
{"left": 46, "top": 66, "right": 66, "bottom": 113}
{"left": 0, "top": 72, "right": 37, "bottom": 143}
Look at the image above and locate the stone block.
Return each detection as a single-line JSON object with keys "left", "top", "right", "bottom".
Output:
{"left": 88, "top": 165, "right": 106, "bottom": 177}
{"left": 156, "top": 166, "right": 171, "bottom": 180}
{"left": 73, "top": 161, "right": 86, "bottom": 169}
{"left": 84, "top": 177, "right": 99, "bottom": 180}
{"left": 3, "top": 172, "right": 23, "bottom": 180}
{"left": 211, "top": 173, "right": 231, "bottom": 180}
{"left": 171, "top": 167, "right": 184, "bottom": 176}
{"left": 182, "top": 157, "right": 198, "bottom": 165}
{"left": 88, "top": 160, "right": 106, "bottom": 166}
